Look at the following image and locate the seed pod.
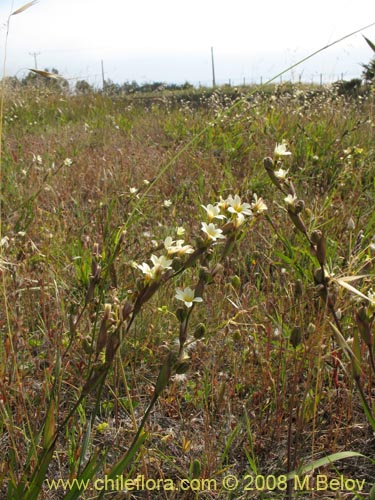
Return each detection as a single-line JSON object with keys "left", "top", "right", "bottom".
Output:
{"left": 194, "top": 323, "right": 206, "bottom": 339}
{"left": 154, "top": 352, "right": 174, "bottom": 397}
{"left": 122, "top": 301, "right": 133, "bottom": 321}
{"left": 313, "top": 268, "right": 326, "bottom": 285}
{"left": 105, "top": 330, "right": 120, "bottom": 366}
{"left": 311, "top": 230, "right": 326, "bottom": 265}
{"left": 96, "top": 304, "right": 111, "bottom": 354}
{"left": 264, "top": 157, "right": 282, "bottom": 190}
{"left": 294, "top": 279, "right": 304, "bottom": 298}
{"left": 287, "top": 211, "right": 307, "bottom": 235}
{"left": 310, "top": 230, "right": 323, "bottom": 245}
{"left": 294, "top": 199, "right": 305, "bottom": 215}
{"left": 290, "top": 326, "right": 302, "bottom": 348}
{"left": 175, "top": 359, "right": 190, "bottom": 374}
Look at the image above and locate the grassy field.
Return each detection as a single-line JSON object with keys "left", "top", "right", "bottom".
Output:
{"left": 1, "top": 82, "right": 375, "bottom": 499}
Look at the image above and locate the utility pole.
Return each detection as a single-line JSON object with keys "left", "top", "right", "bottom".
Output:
{"left": 29, "top": 51, "right": 40, "bottom": 69}
{"left": 101, "top": 59, "right": 105, "bottom": 89}
{"left": 211, "top": 47, "right": 216, "bottom": 88}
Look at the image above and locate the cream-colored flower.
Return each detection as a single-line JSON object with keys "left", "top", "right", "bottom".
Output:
{"left": 233, "top": 213, "right": 246, "bottom": 228}
{"left": 164, "top": 237, "right": 194, "bottom": 255}
{"left": 137, "top": 254, "right": 172, "bottom": 281}
{"left": 284, "top": 194, "right": 297, "bottom": 207}
{"left": 274, "top": 168, "right": 289, "bottom": 181}
{"left": 175, "top": 287, "right": 203, "bottom": 308}
{"left": 201, "top": 203, "right": 225, "bottom": 221}
{"left": 163, "top": 199, "right": 172, "bottom": 208}
{"left": 227, "top": 194, "right": 252, "bottom": 216}
{"left": 201, "top": 222, "right": 225, "bottom": 241}
{"left": 150, "top": 254, "right": 172, "bottom": 270}
{"left": 274, "top": 141, "right": 292, "bottom": 159}
{"left": 217, "top": 195, "right": 231, "bottom": 210}
{"left": 251, "top": 194, "right": 267, "bottom": 214}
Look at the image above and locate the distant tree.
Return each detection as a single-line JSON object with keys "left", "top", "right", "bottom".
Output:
{"left": 75, "top": 79, "right": 93, "bottom": 94}
{"left": 334, "top": 78, "right": 362, "bottom": 96}
{"left": 362, "top": 59, "right": 375, "bottom": 82}
{"left": 121, "top": 80, "right": 139, "bottom": 93}
{"left": 103, "top": 79, "right": 121, "bottom": 95}
{"left": 138, "top": 82, "right": 165, "bottom": 93}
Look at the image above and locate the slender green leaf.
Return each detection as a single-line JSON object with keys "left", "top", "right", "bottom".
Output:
{"left": 287, "top": 451, "right": 366, "bottom": 479}
{"left": 62, "top": 453, "right": 102, "bottom": 500}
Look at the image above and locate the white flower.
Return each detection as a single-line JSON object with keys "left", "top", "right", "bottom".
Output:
{"left": 201, "top": 222, "right": 225, "bottom": 241}
{"left": 137, "top": 254, "right": 172, "bottom": 281}
{"left": 284, "top": 194, "right": 297, "bottom": 207}
{"left": 0, "top": 236, "right": 9, "bottom": 248}
{"left": 129, "top": 187, "right": 138, "bottom": 194}
{"left": 150, "top": 254, "right": 173, "bottom": 270}
{"left": 227, "top": 194, "right": 252, "bottom": 216}
{"left": 367, "top": 290, "right": 375, "bottom": 309}
{"left": 217, "top": 195, "right": 231, "bottom": 210}
{"left": 176, "top": 226, "right": 185, "bottom": 236}
{"left": 175, "top": 287, "right": 203, "bottom": 308}
{"left": 233, "top": 213, "right": 246, "bottom": 228}
{"left": 274, "top": 168, "right": 289, "bottom": 181}
{"left": 274, "top": 141, "right": 292, "bottom": 159}
{"left": 136, "top": 262, "right": 154, "bottom": 280}
{"left": 64, "top": 158, "right": 72, "bottom": 167}
{"left": 251, "top": 194, "right": 267, "bottom": 214}
{"left": 163, "top": 199, "right": 172, "bottom": 208}
{"left": 201, "top": 203, "right": 225, "bottom": 221}
{"left": 164, "top": 237, "right": 194, "bottom": 256}
{"left": 33, "top": 154, "right": 43, "bottom": 165}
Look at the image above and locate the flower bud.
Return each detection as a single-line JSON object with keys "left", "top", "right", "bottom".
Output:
{"left": 194, "top": 323, "right": 206, "bottom": 339}
{"left": 347, "top": 217, "right": 355, "bottom": 231}
{"left": 307, "top": 323, "right": 316, "bottom": 335}
{"left": 231, "top": 275, "right": 241, "bottom": 289}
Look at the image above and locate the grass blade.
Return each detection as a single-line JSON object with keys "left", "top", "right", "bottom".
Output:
{"left": 11, "top": 1, "right": 38, "bottom": 16}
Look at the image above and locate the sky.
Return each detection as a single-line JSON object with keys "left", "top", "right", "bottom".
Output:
{"left": 1, "top": 0, "right": 375, "bottom": 88}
